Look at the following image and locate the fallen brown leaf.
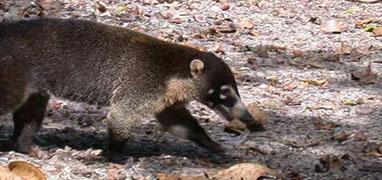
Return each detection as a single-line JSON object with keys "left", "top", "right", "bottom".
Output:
{"left": 353, "top": 131, "right": 368, "bottom": 141}
{"left": 212, "top": 163, "right": 283, "bottom": 180}
{"left": 343, "top": 98, "right": 364, "bottom": 106}
{"left": 246, "top": 30, "right": 258, "bottom": 37}
{"left": 283, "top": 82, "right": 299, "bottom": 91}
{"left": 334, "top": 131, "right": 349, "bottom": 142}
{"left": 8, "top": 161, "right": 46, "bottom": 180}
{"left": 350, "top": 46, "right": 370, "bottom": 60}
{"left": 157, "top": 173, "right": 206, "bottom": 180}
{"left": 95, "top": 1, "right": 107, "bottom": 13}
{"left": 38, "top": 0, "right": 59, "bottom": 10}
{"left": 216, "top": 24, "right": 237, "bottom": 33}
{"left": 0, "top": 166, "right": 24, "bottom": 180}
{"left": 351, "top": 63, "right": 378, "bottom": 85}
{"left": 313, "top": 119, "right": 338, "bottom": 130}
{"left": 320, "top": 19, "right": 344, "bottom": 33}
{"left": 355, "top": 18, "right": 374, "bottom": 28}
{"left": 240, "top": 19, "right": 254, "bottom": 29}
{"left": 220, "top": 3, "right": 230, "bottom": 11}
{"left": 372, "top": 26, "right": 382, "bottom": 36}
{"left": 315, "top": 155, "right": 345, "bottom": 173}
{"left": 214, "top": 43, "right": 225, "bottom": 54}
{"left": 301, "top": 79, "right": 328, "bottom": 86}
{"left": 225, "top": 102, "right": 267, "bottom": 133}
{"left": 169, "top": 17, "right": 182, "bottom": 24}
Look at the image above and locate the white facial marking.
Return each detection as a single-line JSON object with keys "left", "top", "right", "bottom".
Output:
{"left": 219, "top": 85, "right": 230, "bottom": 99}
{"left": 208, "top": 89, "right": 214, "bottom": 94}
{"left": 221, "top": 85, "right": 229, "bottom": 91}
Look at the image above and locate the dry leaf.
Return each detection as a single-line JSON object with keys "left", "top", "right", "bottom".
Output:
{"left": 220, "top": 3, "right": 230, "bottom": 11}
{"left": 364, "top": 142, "right": 382, "bottom": 157}
{"left": 267, "top": 76, "right": 279, "bottom": 85}
{"left": 282, "top": 96, "right": 302, "bottom": 105}
{"left": 351, "top": 63, "right": 378, "bottom": 85}
{"left": 301, "top": 79, "right": 328, "bottom": 86}
{"left": 249, "top": 30, "right": 260, "bottom": 36}
{"left": 308, "top": 101, "right": 339, "bottom": 110}
{"left": 214, "top": 43, "right": 225, "bottom": 54}
{"left": 353, "top": 131, "right": 367, "bottom": 141}
{"left": 315, "top": 155, "right": 345, "bottom": 173}
{"left": 8, "top": 161, "right": 46, "bottom": 180}
{"left": 225, "top": 102, "right": 267, "bottom": 133}
{"left": 107, "top": 163, "right": 127, "bottom": 180}
{"left": 240, "top": 19, "right": 254, "bottom": 29}
{"left": 157, "top": 173, "right": 206, "bottom": 180}
{"left": 343, "top": 99, "right": 363, "bottom": 106}
{"left": 224, "top": 119, "right": 247, "bottom": 135}
{"left": 169, "top": 18, "right": 182, "bottom": 24}
{"left": 355, "top": 18, "right": 374, "bottom": 28}
{"left": 95, "top": 1, "right": 107, "bottom": 13}
{"left": 313, "top": 119, "right": 338, "bottom": 130}
{"left": 350, "top": 46, "right": 370, "bottom": 60}
{"left": 356, "top": 0, "right": 381, "bottom": 2}
{"left": 373, "top": 27, "right": 382, "bottom": 36}
{"left": 216, "top": 24, "right": 237, "bottom": 33}
{"left": 38, "top": 0, "right": 59, "bottom": 10}
{"left": 247, "top": 102, "right": 268, "bottom": 125}
{"left": 283, "top": 82, "right": 299, "bottom": 91}
{"left": 213, "top": 163, "right": 282, "bottom": 180}
{"left": 334, "top": 131, "right": 349, "bottom": 142}
{"left": 335, "top": 43, "right": 352, "bottom": 55}
{"left": 0, "top": 166, "right": 24, "bottom": 180}
{"left": 320, "top": 20, "right": 344, "bottom": 33}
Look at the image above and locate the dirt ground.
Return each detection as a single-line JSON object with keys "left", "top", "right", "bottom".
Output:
{"left": 0, "top": 0, "right": 381, "bottom": 179}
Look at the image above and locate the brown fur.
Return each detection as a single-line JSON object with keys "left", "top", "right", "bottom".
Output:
{"left": 0, "top": 18, "right": 241, "bottom": 153}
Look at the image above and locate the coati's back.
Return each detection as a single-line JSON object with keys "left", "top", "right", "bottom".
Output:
{"left": 0, "top": 18, "right": 205, "bottom": 106}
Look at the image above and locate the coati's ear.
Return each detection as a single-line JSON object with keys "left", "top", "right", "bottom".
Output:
{"left": 190, "top": 59, "right": 204, "bottom": 78}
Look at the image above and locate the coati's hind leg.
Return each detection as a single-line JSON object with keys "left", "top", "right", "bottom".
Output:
{"left": 12, "top": 92, "right": 49, "bottom": 153}
{"left": 0, "top": 64, "right": 27, "bottom": 115}
{"left": 155, "top": 105, "right": 225, "bottom": 153}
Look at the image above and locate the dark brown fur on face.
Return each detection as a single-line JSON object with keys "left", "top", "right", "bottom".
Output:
{"left": 0, "top": 18, "right": 255, "bottom": 154}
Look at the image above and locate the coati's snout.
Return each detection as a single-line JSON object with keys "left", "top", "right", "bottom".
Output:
{"left": 205, "top": 85, "right": 265, "bottom": 131}
{"left": 189, "top": 58, "right": 265, "bottom": 131}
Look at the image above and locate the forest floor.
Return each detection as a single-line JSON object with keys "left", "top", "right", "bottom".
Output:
{"left": 0, "top": 0, "right": 382, "bottom": 179}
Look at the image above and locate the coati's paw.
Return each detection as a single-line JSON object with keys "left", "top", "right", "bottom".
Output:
{"left": 105, "top": 137, "right": 126, "bottom": 154}
{"left": 247, "top": 123, "right": 266, "bottom": 132}
{"left": 197, "top": 139, "right": 226, "bottom": 154}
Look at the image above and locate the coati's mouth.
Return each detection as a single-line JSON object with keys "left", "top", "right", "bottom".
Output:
{"left": 213, "top": 99, "right": 265, "bottom": 132}
{"left": 206, "top": 85, "right": 265, "bottom": 131}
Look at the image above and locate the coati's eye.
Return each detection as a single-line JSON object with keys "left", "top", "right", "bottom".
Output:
{"left": 219, "top": 85, "right": 231, "bottom": 100}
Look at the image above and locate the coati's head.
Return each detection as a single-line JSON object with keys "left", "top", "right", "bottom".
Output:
{"left": 189, "top": 53, "right": 264, "bottom": 131}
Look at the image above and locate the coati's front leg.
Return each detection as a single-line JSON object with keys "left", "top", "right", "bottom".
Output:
{"left": 12, "top": 92, "right": 49, "bottom": 153}
{"left": 106, "top": 103, "right": 140, "bottom": 153}
{"left": 155, "top": 104, "right": 225, "bottom": 153}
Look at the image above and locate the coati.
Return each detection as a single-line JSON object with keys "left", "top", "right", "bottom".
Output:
{"left": 0, "top": 18, "right": 263, "bottom": 154}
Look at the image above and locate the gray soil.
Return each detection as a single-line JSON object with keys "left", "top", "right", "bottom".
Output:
{"left": 0, "top": 0, "right": 381, "bottom": 179}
